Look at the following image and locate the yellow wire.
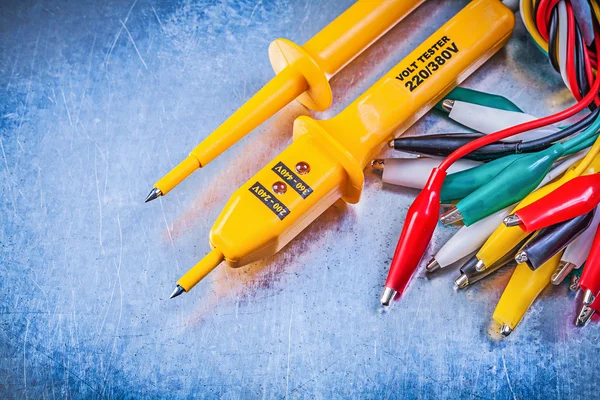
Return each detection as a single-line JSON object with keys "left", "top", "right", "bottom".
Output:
{"left": 574, "top": 135, "right": 600, "bottom": 175}
{"left": 520, "top": 0, "right": 549, "bottom": 53}
{"left": 591, "top": 1, "right": 600, "bottom": 23}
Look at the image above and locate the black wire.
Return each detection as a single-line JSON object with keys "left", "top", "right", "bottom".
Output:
{"left": 549, "top": 7, "right": 560, "bottom": 73}
{"left": 392, "top": 106, "right": 600, "bottom": 160}
{"left": 516, "top": 105, "right": 600, "bottom": 151}
{"left": 519, "top": 211, "right": 595, "bottom": 271}
{"left": 575, "top": 24, "right": 590, "bottom": 100}
{"left": 391, "top": 134, "right": 512, "bottom": 161}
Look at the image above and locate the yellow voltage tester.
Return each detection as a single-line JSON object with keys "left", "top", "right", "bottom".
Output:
{"left": 146, "top": 0, "right": 425, "bottom": 202}
{"left": 170, "top": 0, "right": 516, "bottom": 298}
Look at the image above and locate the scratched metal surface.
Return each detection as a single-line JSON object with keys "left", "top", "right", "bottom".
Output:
{"left": 1, "top": 0, "right": 599, "bottom": 398}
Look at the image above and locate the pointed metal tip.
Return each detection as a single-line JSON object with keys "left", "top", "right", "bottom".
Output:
{"left": 169, "top": 285, "right": 185, "bottom": 299}
{"left": 570, "top": 275, "right": 581, "bottom": 291}
{"left": 441, "top": 99, "right": 455, "bottom": 112}
{"left": 551, "top": 262, "right": 575, "bottom": 285}
{"left": 515, "top": 251, "right": 528, "bottom": 264}
{"left": 583, "top": 289, "right": 596, "bottom": 306}
{"left": 455, "top": 274, "right": 469, "bottom": 289}
{"left": 440, "top": 207, "right": 463, "bottom": 225}
{"left": 425, "top": 258, "right": 441, "bottom": 273}
{"left": 388, "top": 139, "right": 395, "bottom": 149}
{"left": 503, "top": 214, "right": 521, "bottom": 227}
{"left": 371, "top": 159, "right": 385, "bottom": 171}
{"left": 575, "top": 305, "right": 595, "bottom": 327}
{"left": 475, "top": 259, "right": 486, "bottom": 272}
{"left": 500, "top": 324, "right": 513, "bottom": 337}
{"left": 380, "top": 287, "right": 397, "bottom": 307}
{"left": 145, "top": 187, "right": 163, "bottom": 203}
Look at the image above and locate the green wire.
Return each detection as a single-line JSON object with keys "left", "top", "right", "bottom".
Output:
{"left": 456, "top": 144, "right": 565, "bottom": 226}
{"left": 563, "top": 114, "right": 600, "bottom": 152}
{"left": 434, "top": 87, "right": 523, "bottom": 113}
{"left": 566, "top": 134, "right": 599, "bottom": 155}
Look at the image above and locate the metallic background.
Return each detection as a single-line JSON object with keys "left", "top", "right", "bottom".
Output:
{"left": 1, "top": 0, "right": 598, "bottom": 398}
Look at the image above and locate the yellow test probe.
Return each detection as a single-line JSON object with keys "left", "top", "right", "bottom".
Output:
{"left": 169, "top": 0, "right": 516, "bottom": 298}
{"left": 145, "top": 0, "right": 425, "bottom": 202}
{"left": 493, "top": 250, "right": 563, "bottom": 336}
{"left": 475, "top": 142, "right": 600, "bottom": 272}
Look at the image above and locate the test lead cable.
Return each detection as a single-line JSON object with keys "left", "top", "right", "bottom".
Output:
{"left": 381, "top": 26, "right": 600, "bottom": 306}
{"left": 443, "top": 101, "right": 559, "bottom": 141}
{"left": 472, "top": 153, "right": 600, "bottom": 275}
{"left": 426, "top": 207, "right": 513, "bottom": 273}
{"left": 439, "top": 109, "right": 600, "bottom": 226}
{"left": 492, "top": 251, "right": 563, "bottom": 336}
{"left": 371, "top": 157, "right": 480, "bottom": 191}
{"left": 514, "top": 211, "right": 594, "bottom": 271}
{"left": 504, "top": 173, "right": 600, "bottom": 232}
{"left": 455, "top": 239, "right": 527, "bottom": 290}
{"left": 553, "top": 205, "right": 600, "bottom": 285}
{"left": 391, "top": 105, "right": 600, "bottom": 160}
{"left": 428, "top": 153, "right": 584, "bottom": 272}
{"left": 434, "top": 87, "right": 522, "bottom": 113}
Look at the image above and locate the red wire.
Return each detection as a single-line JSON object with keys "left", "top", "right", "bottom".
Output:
{"left": 584, "top": 44, "right": 594, "bottom": 83}
{"left": 582, "top": 43, "right": 600, "bottom": 105}
{"left": 544, "top": 0, "right": 560, "bottom": 24}
{"left": 566, "top": 3, "right": 581, "bottom": 100}
{"left": 536, "top": 0, "right": 553, "bottom": 41}
{"left": 438, "top": 28, "right": 600, "bottom": 172}
{"left": 537, "top": 0, "right": 562, "bottom": 42}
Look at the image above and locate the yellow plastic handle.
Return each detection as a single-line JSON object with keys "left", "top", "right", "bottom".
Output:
{"left": 270, "top": 0, "right": 425, "bottom": 111}
{"left": 303, "top": 0, "right": 425, "bottom": 78}
{"left": 298, "top": 0, "right": 515, "bottom": 203}
{"left": 155, "top": 0, "right": 424, "bottom": 196}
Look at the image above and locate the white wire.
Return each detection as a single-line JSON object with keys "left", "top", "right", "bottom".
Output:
{"left": 435, "top": 206, "right": 513, "bottom": 268}
{"left": 381, "top": 157, "right": 480, "bottom": 189}
{"left": 557, "top": 1, "right": 572, "bottom": 91}
{"left": 449, "top": 101, "right": 558, "bottom": 141}
{"left": 562, "top": 205, "right": 600, "bottom": 268}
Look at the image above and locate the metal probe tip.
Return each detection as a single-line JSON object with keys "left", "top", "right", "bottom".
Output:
{"left": 515, "top": 251, "right": 529, "bottom": 264}
{"left": 441, "top": 99, "right": 455, "bottom": 112}
{"left": 440, "top": 207, "right": 463, "bottom": 225}
{"left": 425, "top": 258, "right": 441, "bottom": 273}
{"left": 500, "top": 324, "right": 513, "bottom": 337}
{"left": 551, "top": 262, "right": 575, "bottom": 285}
{"left": 169, "top": 285, "right": 185, "bottom": 299}
{"left": 388, "top": 139, "right": 395, "bottom": 149}
{"left": 371, "top": 159, "right": 385, "bottom": 171}
{"left": 380, "top": 287, "right": 397, "bottom": 307}
{"left": 145, "top": 187, "right": 163, "bottom": 203}
{"left": 575, "top": 305, "right": 595, "bottom": 327}
{"left": 583, "top": 289, "right": 596, "bottom": 306}
{"left": 570, "top": 275, "right": 580, "bottom": 291}
{"left": 503, "top": 214, "right": 521, "bottom": 227}
{"left": 475, "top": 259, "right": 486, "bottom": 272}
{"left": 455, "top": 274, "right": 469, "bottom": 289}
